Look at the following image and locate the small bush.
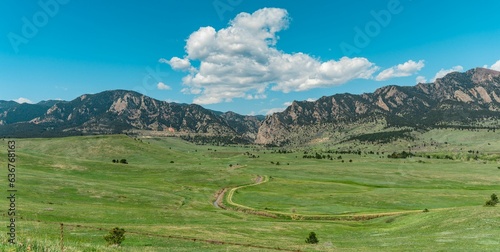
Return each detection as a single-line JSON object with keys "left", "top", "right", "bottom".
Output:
{"left": 484, "top": 193, "right": 498, "bottom": 207}
{"left": 104, "top": 227, "right": 126, "bottom": 246}
{"left": 119, "top": 159, "right": 128, "bottom": 164}
{"left": 492, "top": 193, "right": 499, "bottom": 202}
{"left": 305, "top": 232, "right": 319, "bottom": 244}
{"left": 485, "top": 200, "right": 496, "bottom": 206}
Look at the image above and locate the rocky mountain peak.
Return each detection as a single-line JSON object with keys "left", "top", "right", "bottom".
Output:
{"left": 256, "top": 68, "right": 500, "bottom": 146}
{"left": 467, "top": 67, "right": 500, "bottom": 84}
{"left": 0, "top": 90, "right": 264, "bottom": 141}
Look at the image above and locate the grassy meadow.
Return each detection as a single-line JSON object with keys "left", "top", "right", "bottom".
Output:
{"left": 0, "top": 132, "right": 499, "bottom": 251}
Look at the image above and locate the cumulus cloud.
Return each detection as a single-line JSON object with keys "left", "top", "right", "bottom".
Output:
{"left": 375, "top": 60, "right": 425, "bottom": 81}
{"left": 490, "top": 60, "right": 500, "bottom": 71}
{"left": 416, "top": 76, "right": 427, "bottom": 84}
{"left": 160, "top": 57, "right": 193, "bottom": 71}
{"left": 14, "top": 97, "right": 33, "bottom": 104}
{"left": 432, "top": 65, "right": 464, "bottom": 82}
{"left": 157, "top": 82, "right": 171, "bottom": 90}
{"left": 163, "top": 8, "right": 378, "bottom": 104}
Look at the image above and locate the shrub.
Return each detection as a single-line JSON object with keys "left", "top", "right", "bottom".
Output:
{"left": 485, "top": 200, "right": 496, "bottom": 206}
{"left": 305, "top": 232, "right": 319, "bottom": 244}
{"left": 492, "top": 193, "right": 499, "bottom": 202}
{"left": 119, "top": 159, "right": 128, "bottom": 164}
{"left": 484, "top": 193, "right": 498, "bottom": 207}
{"left": 104, "top": 227, "right": 125, "bottom": 246}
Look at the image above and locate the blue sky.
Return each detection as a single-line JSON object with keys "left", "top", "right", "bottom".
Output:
{"left": 1, "top": 0, "right": 500, "bottom": 115}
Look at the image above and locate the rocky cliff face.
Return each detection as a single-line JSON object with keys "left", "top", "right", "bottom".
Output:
{"left": 220, "top": 111, "right": 265, "bottom": 140}
{"left": 256, "top": 68, "right": 500, "bottom": 145}
{"left": 31, "top": 90, "right": 247, "bottom": 135}
{"left": 2, "top": 68, "right": 499, "bottom": 144}
{"left": 0, "top": 90, "right": 263, "bottom": 141}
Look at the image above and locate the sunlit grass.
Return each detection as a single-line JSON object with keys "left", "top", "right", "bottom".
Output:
{"left": 0, "top": 134, "right": 498, "bottom": 251}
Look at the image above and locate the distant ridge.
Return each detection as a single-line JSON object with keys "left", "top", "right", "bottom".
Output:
{"left": 0, "top": 90, "right": 263, "bottom": 143}
{"left": 2, "top": 68, "right": 500, "bottom": 146}
{"left": 256, "top": 68, "right": 500, "bottom": 145}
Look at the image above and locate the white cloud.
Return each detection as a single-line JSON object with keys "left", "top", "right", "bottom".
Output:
{"left": 245, "top": 94, "right": 267, "bottom": 100}
{"left": 261, "top": 101, "right": 294, "bottom": 115}
{"left": 375, "top": 60, "right": 425, "bottom": 81}
{"left": 164, "top": 8, "right": 378, "bottom": 104}
{"left": 432, "top": 65, "right": 464, "bottom": 82}
{"left": 416, "top": 76, "right": 427, "bottom": 84}
{"left": 490, "top": 60, "right": 500, "bottom": 71}
{"left": 160, "top": 57, "right": 193, "bottom": 71}
{"left": 157, "top": 82, "right": 171, "bottom": 90}
{"left": 306, "top": 98, "right": 317, "bottom": 102}
{"left": 14, "top": 97, "right": 33, "bottom": 104}
{"left": 262, "top": 107, "right": 287, "bottom": 115}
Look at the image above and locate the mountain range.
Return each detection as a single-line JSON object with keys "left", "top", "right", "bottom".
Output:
{"left": 256, "top": 68, "right": 500, "bottom": 145}
{"left": 1, "top": 68, "right": 500, "bottom": 145}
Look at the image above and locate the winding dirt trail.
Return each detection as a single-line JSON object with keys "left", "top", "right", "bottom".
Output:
{"left": 213, "top": 175, "right": 451, "bottom": 221}
{"left": 226, "top": 175, "right": 269, "bottom": 210}
{"left": 213, "top": 176, "right": 264, "bottom": 209}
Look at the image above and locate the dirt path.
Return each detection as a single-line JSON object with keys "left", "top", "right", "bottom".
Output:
{"left": 255, "top": 175, "right": 263, "bottom": 184}
{"left": 213, "top": 188, "right": 227, "bottom": 209}
{"left": 213, "top": 176, "right": 264, "bottom": 209}
{"left": 213, "top": 175, "right": 444, "bottom": 221}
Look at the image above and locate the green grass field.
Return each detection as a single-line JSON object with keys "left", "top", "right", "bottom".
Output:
{"left": 0, "top": 134, "right": 499, "bottom": 251}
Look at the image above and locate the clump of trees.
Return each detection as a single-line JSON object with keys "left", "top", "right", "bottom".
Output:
{"left": 112, "top": 159, "right": 128, "bottom": 164}
{"left": 349, "top": 129, "right": 414, "bottom": 143}
{"left": 302, "top": 152, "right": 335, "bottom": 160}
{"left": 244, "top": 151, "right": 259, "bottom": 158}
{"left": 104, "top": 227, "right": 125, "bottom": 246}
{"left": 305, "top": 232, "right": 319, "bottom": 244}
{"left": 387, "top": 151, "right": 414, "bottom": 159}
{"left": 485, "top": 193, "right": 498, "bottom": 206}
